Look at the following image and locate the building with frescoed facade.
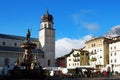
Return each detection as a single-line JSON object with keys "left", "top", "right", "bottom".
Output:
{"left": 0, "top": 11, "right": 55, "bottom": 67}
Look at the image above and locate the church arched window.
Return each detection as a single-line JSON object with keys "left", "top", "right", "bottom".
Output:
{"left": 3, "top": 41, "right": 6, "bottom": 46}
{"left": 14, "top": 43, "right": 17, "bottom": 47}
{"left": 48, "top": 59, "right": 51, "bottom": 66}
{"left": 4, "top": 57, "right": 9, "bottom": 65}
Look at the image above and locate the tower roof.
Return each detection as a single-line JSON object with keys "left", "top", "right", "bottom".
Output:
{"left": 41, "top": 10, "right": 53, "bottom": 23}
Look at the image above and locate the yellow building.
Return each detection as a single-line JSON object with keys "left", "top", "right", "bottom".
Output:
{"left": 79, "top": 49, "right": 89, "bottom": 66}
{"left": 85, "top": 37, "right": 112, "bottom": 68}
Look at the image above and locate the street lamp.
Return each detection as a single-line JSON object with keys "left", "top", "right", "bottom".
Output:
{"left": 111, "top": 64, "right": 114, "bottom": 74}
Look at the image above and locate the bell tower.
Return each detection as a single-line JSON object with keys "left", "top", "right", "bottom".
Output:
{"left": 39, "top": 10, "right": 55, "bottom": 67}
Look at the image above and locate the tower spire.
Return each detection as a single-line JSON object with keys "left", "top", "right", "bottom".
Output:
{"left": 41, "top": 10, "right": 53, "bottom": 23}
{"left": 46, "top": 9, "right": 49, "bottom": 14}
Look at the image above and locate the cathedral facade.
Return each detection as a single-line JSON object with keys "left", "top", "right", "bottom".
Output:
{"left": 0, "top": 11, "right": 55, "bottom": 67}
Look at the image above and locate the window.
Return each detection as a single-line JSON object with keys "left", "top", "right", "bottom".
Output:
{"left": 114, "top": 53, "right": 116, "bottom": 56}
{"left": 14, "top": 43, "right": 17, "bottom": 46}
{"left": 114, "top": 46, "right": 116, "bottom": 49}
{"left": 114, "top": 59, "right": 117, "bottom": 63}
{"left": 4, "top": 57, "right": 9, "bottom": 65}
{"left": 97, "top": 49, "right": 99, "bottom": 52}
{"left": 3, "top": 42, "right": 5, "bottom": 45}
{"left": 94, "top": 49, "right": 96, "bottom": 53}
{"left": 42, "top": 55, "right": 44, "bottom": 58}
{"left": 48, "top": 59, "right": 51, "bottom": 66}
{"left": 69, "top": 64, "right": 71, "bottom": 66}
{"left": 111, "top": 59, "right": 112, "bottom": 63}
{"left": 44, "top": 24, "right": 47, "bottom": 28}
{"left": 49, "top": 24, "right": 51, "bottom": 28}
{"left": 91, "top": 44, "right": 94, "bottom": 47}
{"left": 75, "top": 63, "right": 76, "bottom": 66}
{"left": 69, "top": 59, "right": 71, "bottom": 61}
{"left": 111, "top": 47, "right": 112, "bottom": 50}
{"left": 111, "top": 53, "right": 112, "bottom": 56}
{"left": 100, "top": 48, "right": 102, "bottom": 51}
{"left": 94, "top": 43, "right": 95, "bottom": 47}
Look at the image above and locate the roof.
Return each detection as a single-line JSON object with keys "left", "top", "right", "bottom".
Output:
{"left": 64, "top": 49, "right": 89, "bottom": 58}
{"left": 0, "top": 33, "right": 38, "bottom": 42}
{"left": 64, "top": 49, "right": 80, "bottom": 57}
{"left": 85, "top": 36, "right": 112, "bottom": 43}
{"left": 109, "top": 36, "right": 120, "bottom": 43}
{"left": 0, "top": 46, "right": 44, "bottom": 54}
{"left": 41, "top": 10, "right": 53, "bottom": 23}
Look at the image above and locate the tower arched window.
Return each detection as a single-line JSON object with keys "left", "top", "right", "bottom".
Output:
{"left": 48, "top": 59, "right": 51, "bottom": 66}
{"left": 44, "top": 24, "right": 47, "bottom": 28}
{"left": 49, "top": 24, "right": 51, "bottom": 28}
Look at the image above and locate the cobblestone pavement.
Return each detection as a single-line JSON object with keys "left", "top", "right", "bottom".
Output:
{"left": 1, "top": 76, "right": 120, "bottom": 80}
{"left": 44, "top": 76, "right": 120, "bottom": 80}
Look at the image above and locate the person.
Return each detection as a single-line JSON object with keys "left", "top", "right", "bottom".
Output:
{"left": 103, "top": 70, "right": 107, "bottom": 77}
{"left": 26, "top": 29, "right": 31, "bottom": 40}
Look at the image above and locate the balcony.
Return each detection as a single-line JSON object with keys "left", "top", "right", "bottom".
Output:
{"left": 91, "top": 57, "right": 97, "bottom": 62}
{"left": 73, "top": 53, "right": 80, "bottom": 57}
{"left": 73, "top": 58, "right": 80, "bottom": 62}
{"left": 90, "top": 52, "right": 97, "bottom": 55}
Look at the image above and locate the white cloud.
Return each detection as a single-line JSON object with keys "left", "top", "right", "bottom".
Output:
{"left": 71, "top": 9, "right": 100, "bottom": 32}
{"left": 80, "top": 22, "right": 100, "bottom": 31}
{"left": 72, "top": 14, "right": 80, "bottom": 25}
{"left": 55, "top": 35, "right": 92, "bottom": 58}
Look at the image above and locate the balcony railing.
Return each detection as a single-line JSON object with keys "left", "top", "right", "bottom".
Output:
{"left": 73, "top": 58, "right": 80, "bottom": 62}
{"left": 91, "top": 57, "right": 97, "bottom": 62}
{"left": 91, "top": 52, "right": 97, "bottom": 55}
{"left": 73, "top": 53, "right": 80, "bottom": 57}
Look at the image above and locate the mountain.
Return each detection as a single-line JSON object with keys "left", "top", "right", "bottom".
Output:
{"left": 105, "top": 25, "right": 120, "bottom": 37}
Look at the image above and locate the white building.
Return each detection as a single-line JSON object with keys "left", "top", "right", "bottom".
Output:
{"left": 66, "top": 49, "right": 81, "bottom": 69}
{"left": 65, "top": 49, "right": 89, "bottom": 69}
{"left": 109, "top": 36, "right": 120, "bottom": 73}
{"left": 0, "top": 11, "right": 55, "bottom": 67}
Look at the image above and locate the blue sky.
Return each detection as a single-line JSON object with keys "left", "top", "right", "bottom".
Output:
{"left": 0, "top": 0, "right": 120, "bottom": 57}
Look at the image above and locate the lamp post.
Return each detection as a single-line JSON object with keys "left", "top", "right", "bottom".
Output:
{"left": 111, "top": 64, "right": 114, "bottom": 74}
